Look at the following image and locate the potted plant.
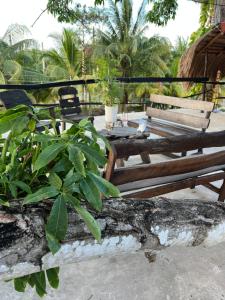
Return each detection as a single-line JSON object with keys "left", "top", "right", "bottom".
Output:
{"left": 95, "top": 58, "right": 122, "bottom": 128}
{"left": 100, "top": 79, "right": 122, "bottom": 127}
{"left": 0, "top": 105, "right": 119, "bottom": 296}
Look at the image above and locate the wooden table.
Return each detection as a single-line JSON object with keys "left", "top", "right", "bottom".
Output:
{"left": 99, "top": 127, "right": 150, "bottom": 167}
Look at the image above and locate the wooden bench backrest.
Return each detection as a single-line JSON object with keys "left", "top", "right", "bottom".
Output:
{"left": 147, "top": 94, "right": 214, "bottom": 129}
{"left": 104, "top": 131, "right": 225, "bottom": 187}
{"left": 110, "top": 150, "right": 225, "bottom": 186}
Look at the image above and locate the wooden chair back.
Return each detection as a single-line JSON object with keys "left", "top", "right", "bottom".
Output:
{"left": 58, "top": 87, "right": 82, "bottom": 116}
{"left": 147, "top": 94, "right": 215, "bottom": 130}
{"left": 0, "top": 90, "right": 32, "bottom": 108}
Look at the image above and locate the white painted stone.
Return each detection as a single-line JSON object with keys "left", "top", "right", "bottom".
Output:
{"left": 0, "top": 235, "right": 141, "bottom": 280}
{"left": 151, "top": 226, "right": 194, "bottom": 246}
{"left": 41, "top": 235, "right": 141, "bottom": 270}
{"left": 204, "top": 221, "right": 225, "bottom": 246}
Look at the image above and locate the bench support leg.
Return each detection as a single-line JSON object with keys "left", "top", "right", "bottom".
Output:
{"left": 116, "top": 159, "right": 125, "bottom": 168}
{"left": 197, "top": 148, "right": 203, "bottom": 155}
{"left": 140, "top": 152, "right": 151, "bottom": 164}
{"left": 62, "top": 121, "right": 66, "bottom": 131}
{"left": 218, "top": 180, "right": 225, "bottom": 202}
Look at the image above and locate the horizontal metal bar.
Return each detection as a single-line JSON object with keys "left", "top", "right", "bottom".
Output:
{"left": 0, "top": 77, "right": 209, "bottom": 91}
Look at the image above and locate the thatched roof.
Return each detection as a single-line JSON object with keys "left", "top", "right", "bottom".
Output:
{"left": 179, "top": 22, "right": 225, "bottom": 82}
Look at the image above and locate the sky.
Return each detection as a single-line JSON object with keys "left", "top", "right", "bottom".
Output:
{"left": 0, "top": 0, "right": 201, "bottom": 49}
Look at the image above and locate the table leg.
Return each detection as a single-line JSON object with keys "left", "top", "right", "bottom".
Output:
{"left": 140, "top": 152, "right": 151, "bottom": 164}
{"left": 116, "top": 159, "right": 125, "bottom": 168}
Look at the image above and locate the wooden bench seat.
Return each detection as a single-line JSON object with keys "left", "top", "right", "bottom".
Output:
{"left": 128, "top": 95, "right": 214, "bottom": 153}
{"left": 104, "top": 131, "right": 225, "bottom": 201}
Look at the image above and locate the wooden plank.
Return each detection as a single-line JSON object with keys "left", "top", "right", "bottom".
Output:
{"left": 150, "top": 94, "right": 214, "bottom": 111}
{"left": 146, "top": 107, "right": 210, "bottom": 129}
{"left": 110, "top": 150, "right": 225, "bottom": 185}
{"left": 111, "top": 131, "right": 225, "bottom": 158}
{"left": 118, "top": 164, "right": 225, "bottom": 192}
{"left": 123, "top": 172, "right": 225, "bottom": 199}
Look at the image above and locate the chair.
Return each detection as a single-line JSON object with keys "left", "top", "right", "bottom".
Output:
{"left": 0, "top": 90, "right": 60, "bottom": 133}
{"left": 58, "top": 86, "right": 94, "bottom": 130}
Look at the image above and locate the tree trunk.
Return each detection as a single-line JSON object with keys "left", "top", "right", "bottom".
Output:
{"left": 1, "top": 198, "right": 225, "bottom": 279}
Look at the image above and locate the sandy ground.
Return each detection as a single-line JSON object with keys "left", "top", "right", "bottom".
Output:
{"left": 1, "top": 111, "right": 225, "bottom": 300}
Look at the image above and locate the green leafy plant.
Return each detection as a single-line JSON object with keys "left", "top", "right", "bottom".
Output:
{"left": 94, "top": 58, "right": 122, "bottom": 106}
{"left": 98, "top": 80, "right": 122, "bottom": 106}
{"left": 0, "top": 104, "right": 119, "bottom": 296}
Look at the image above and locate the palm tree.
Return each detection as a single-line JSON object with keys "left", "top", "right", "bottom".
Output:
{"left": 0, "top": 24, "right": 38, "bottom": 83}
{"left": 96, "top": 0, "right": 171, "bottom": 103}
{"left": 44, "top": 28, "right": 81, "bottom": 80}
{"left": 97, "top": 0, "right": 147, "bottom": 76}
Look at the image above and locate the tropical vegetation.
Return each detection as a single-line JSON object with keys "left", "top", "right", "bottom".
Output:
{"left": 0, "top": 0, "right": 223, "bottom": 297}
{"left": 0, "top": 105, "right": 118, "bottom": 296}
{"left": 0, "top": 1, "right": 190, "bottom": 105}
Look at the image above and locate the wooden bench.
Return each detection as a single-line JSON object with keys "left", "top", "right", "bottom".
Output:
{"left": 104, "top": 131, "right": 225, "bottom": 201}
{"left": 128, "top": 94, "right": 215, "bottom": 155}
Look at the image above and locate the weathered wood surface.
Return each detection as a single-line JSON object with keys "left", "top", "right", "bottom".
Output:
{"left": 111, "top": 150, "right": 225, "bottom": 185}
{"left": 122, "top": 171, "right": 225, "bottom": 198}
{"left": 2, "top": 198, "right": 225, "bottom": 280}
{"left": 111, "top": 130, "right": 225, "bottom": 158}
{"left": 150, "top": 94, "right": 214, "bottom": 111}
{"left": 146, "top": 107, "right": 210, "bottom": 129}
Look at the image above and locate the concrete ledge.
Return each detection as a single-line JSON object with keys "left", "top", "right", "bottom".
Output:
{"left": 1, "top": 198, "right": 225, "bottom": 279}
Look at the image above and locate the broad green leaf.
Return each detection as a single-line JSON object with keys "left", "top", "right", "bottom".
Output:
{"left": 11, "top": 116, "right": 29, "bottom": 135}
{"left": 80, "top": 177, "right": 102, "bottom": 211}
{"left": 28, "top": 275, "right": 35, "bottom": 288}
{"left": 32, "top": 271, "right": 47, "bottom": 297}
{"left": 63, "top": 169, "right": 81, "bottom": 188}
{"left": 74, "top": 205, "right": 101, "bottom": 241}
{"left": 0, "top": 111, "right": 26, "bottom": 134}
{"left": 79, "top": 118, "right": 91, "bottom": 127}
{"left": 78, "top": 144, "right": 107, "bottom": 166}
{"left": 14, "top": 276, "right": 29, "bottom": 293}
{"left": 49, "top": 173, "right": 62, "bottom": 190}
{"left": 46, "top": 268, "right": 59, "bottom": 289}
{"left": 0, "top": 105, "right": 28, "bottom": 118}
{"left": 23, "top": 186, "right": 59, "bottom": 204}
{"left": 62, "top": 193, "right": 79, "bottom": 206}
{"left": 13, "top": 181, "right": 32, "bottom": 194}
{"left": 88, "top": 172, "right": 120, "bottom": 197}
{"left": 66, "top": 124, "right": 80, "bottom": 135}
{"left": 0, "top": 199, "right": 9, "bottom": 207}
{"left": 9, "top": 183, "right": 17, "bottom": 198}
{"left": 67, "top": 144, "right": 85, "bottom": 176}
{"left": 34, "top": 143, "right": 65, "bottom": 171}
{"left": 46, "top": 195, "right": 68, "bottom": 242}
{"left": 33, "top": 135, "right": 61, "bottom": 143}
{"left": 28, "top": 119, "right": 36, "bottom": 132}
{"left": 46, "top": 231, "right": 60, "bottom": 254}
{"left": 51, "top": 156, "right": 72, "bottom": 173}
